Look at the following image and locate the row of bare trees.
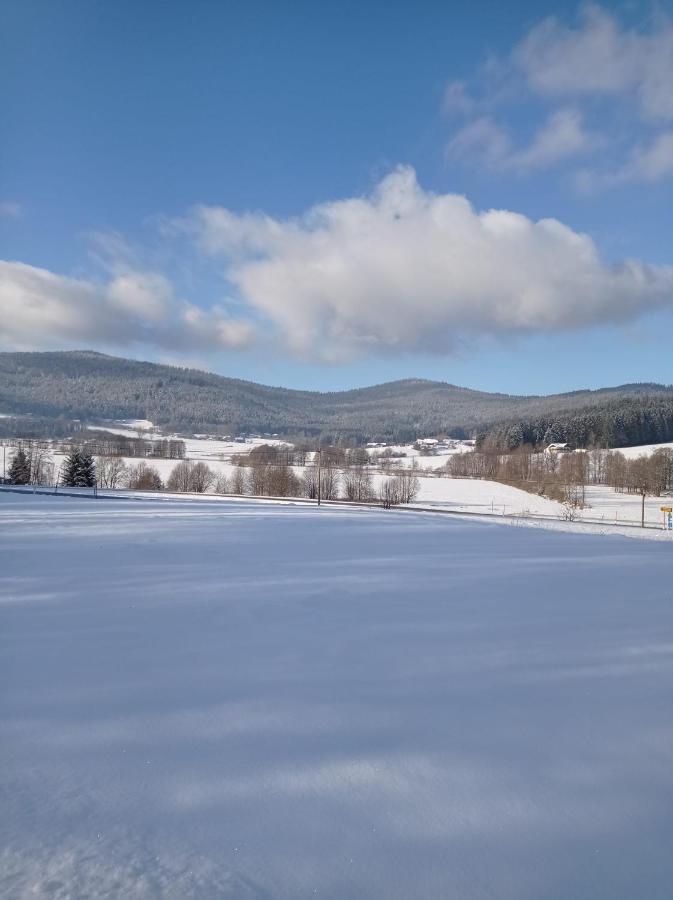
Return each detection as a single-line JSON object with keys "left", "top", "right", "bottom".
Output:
{"left": 446, "top": 447, "right": 673, "bottom": 505}
{"left": 231, "top": 444, "right": 370, "bottom": 469}
{"left": 59, "top": 435, "right": 186, "bottom": 459}
{"left": 115, "top": 457, "right": 420, "bottom": 506}
{"left": 4, "top": 446, "right": 422, "bottom": 506}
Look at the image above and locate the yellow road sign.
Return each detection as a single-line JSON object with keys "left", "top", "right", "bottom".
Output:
{"left": 661, "top": 506, "right": 673, "bottom": 513}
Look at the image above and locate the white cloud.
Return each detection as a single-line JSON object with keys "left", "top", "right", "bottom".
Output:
{"left": 180, "top": 303, "right": 256, "bottom": 350}
{"left": 442, "top": 80, "right": 475, "bottom": 117}
{"left": 184, "top": 166, "right": 673, "bottom": 360}
{"left": 107, "top": 272, "right": 172, "bottom": 322}
{"left": 447, "top": 117, "right": 512, "bottom": 166}
{"left": 442, "top": 6, "right": 673, "bottom": 186}
{"left": 6, "top": 167, "right": 672, "bottom": 364}
{"left": 515, "top": 5, "right": 673, "bottom": 122}
{"left": 447, "top": 108, "right": 596, "bottom": 171}
{"left": 613, "top": 131, "right": 673, "bottom": 183}
{"left": 577, "top": 131, "right": 673, "bottom": 190}
{"left": 0, "top": 261, "right": 255, "bottom": 353}
{"left": 513, "top": 108, "right": 599, "bottom": 169}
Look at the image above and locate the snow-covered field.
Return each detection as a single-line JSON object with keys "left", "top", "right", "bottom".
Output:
{"left": 410, "top": 480, "right": 673, "bottom": 530}
{"left": 5, "top": 425, "right": 673, "bottom": 531}
{"left": 617, "top": 441, "right": 673, "bottom": 459}
{"left": 367, "top": 441, "right": 475, "bottom": 472}
{"left": 2, "top": 493, "right": 673, "bottom": 899}
{"left": 581, "top": 485, "right": 672, "bottom": 525}
{"left": 411, "top": 475, "right": 560, "bottom": 516}
{"left": 21, "top": 449, "right": 673, "bottom": 530}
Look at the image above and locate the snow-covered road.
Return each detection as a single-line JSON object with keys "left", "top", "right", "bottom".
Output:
{"left": 1, "top": 494, "right": 672, "bottom": 898}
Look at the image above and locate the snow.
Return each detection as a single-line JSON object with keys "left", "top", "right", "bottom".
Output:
{"left": 409, "top": 475, "right": 561, "bottom": 516}
{"left": 367, "top": 440, "right": 474, "bottom": 472}
{"left": 118, "top": 418, "right": 155, "bottom": 431}
{"left": 5, "top": 422, "right": 673, "bottom": 531}
{"left": 581, "top": 485, "right": 673, "bottom": 524}
{"left": 615, "top": 441, "right": 673, "bottom": 459}
{"left": 406, "top": 479, "right": 673, "bottom": 530}
{"left": 180, "top": 435, "right": 288, "bottom": 462}
{"left": 24, "top": 442, "right": 673, "bottom": 530}
{"left": 2, "top": 493, "right": 673, "bottom": 898}
{"left": 94, "top": 420, "right": 157, "bottom": 437}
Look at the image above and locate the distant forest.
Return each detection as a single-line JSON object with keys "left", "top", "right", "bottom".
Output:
{"left": 476, "top": 397, "right": 673, "bottom": 451}
{"left": 1, "top": 350, "right": 672, "bottom": 449}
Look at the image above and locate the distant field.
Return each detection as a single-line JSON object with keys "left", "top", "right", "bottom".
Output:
{"left": 92, "top": 429, "right": 673, "bottom": 528}
{"left": 617, "top": 441, "right": 673, "bottom": 459}
{"left": 3, "top": 426, "right": 673, "bottom": 530}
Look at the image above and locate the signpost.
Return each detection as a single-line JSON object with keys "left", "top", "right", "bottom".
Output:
{"left": 661, "top": 506, "right": 673, "bottom": 531}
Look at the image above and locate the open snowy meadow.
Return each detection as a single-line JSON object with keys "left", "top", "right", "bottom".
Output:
{"left": 2, "top": 493, "right": 673, "bottom": 899}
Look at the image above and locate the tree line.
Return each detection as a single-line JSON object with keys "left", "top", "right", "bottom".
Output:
{"left": 3, "top": 350, "right": 672, "bottom": 444}
{"left": 447, "top": 446, "right": 673, "bottom": 511}
{"left": 126, "top": 458, "right": 420, "bottom": 506}
{"left": 77, "top": 432, "right": 186, "bottom": 459}
{"left": 477, "top": 396, "right": 673, "bottom": 452}
{"left": 4, "top": 446, "right": 421, "bottom": 507}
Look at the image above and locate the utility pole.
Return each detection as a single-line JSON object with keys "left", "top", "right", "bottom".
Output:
{"left": 317, "top": 447, "right": 322, "bottom": 506}
{"left": 641, "top": 490, "right": 645, "bottom": 528}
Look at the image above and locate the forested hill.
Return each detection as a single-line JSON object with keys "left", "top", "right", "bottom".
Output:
{"left": 1, "top": 350, "right": 672, "bottom": 447}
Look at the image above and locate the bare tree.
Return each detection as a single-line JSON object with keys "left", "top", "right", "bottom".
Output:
{"left": 561, "top": 484, "right": 583, "bottom": 520}
{"left": 126, "top": 462, "right": 163, "bottom": 491}
{"left": 343, "top": 466, "right": 374, "bottom": 501}
{"left": 230, "top": 467, "right": 248, "bottom": 495}
{"left": 302, "top": 466, "right": 319, "bottom": 499}
{"left": 378, "top": 477, "right": 401, "bottom": 509}
{"left": 396, "top": 468, "right": 420, "bottom": 503}
{"left": 214, "top": 472, "right": 230, "bottom": 493}
{"left": 248, "top": 464, "right": 269, "bottom": 496}
{"left": 346, "top": 447, "right": 369, "bottom": 467}
{"left": 166, "top": 460, "right": 214, "bottom": 493}
{"left": 29, "top": 447, "right": 55, "bottom": 485}
{"left": 190, "top": 462, "right": 214, "bottom": 493}
{"left": 266, "top": 464, "right": 301, "bottom": 497}
{"left": 320, "top": 465, "right": 341, "bottom": 500}
{"left": 96, "top": 457, "right": 128, "bottom": 489}
{"left": 166, "top": 460, "right": 193, "bottom": 492}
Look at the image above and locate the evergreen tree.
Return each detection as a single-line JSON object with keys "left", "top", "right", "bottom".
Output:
{"left": 61, "top": 449, "right": 81, "bottom": 487}
{"left": 62, "top": 448, "right": 97, "bottom": 487}
{"left": 8, "top": 447, "right": 31, "bottom": 485}
{"left": 77, "top": 450, "right": 96, "bottom": 487}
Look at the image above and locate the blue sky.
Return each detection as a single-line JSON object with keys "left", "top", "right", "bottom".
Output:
{"left": 2, "top": 0, "right": 673, "bottom": 393}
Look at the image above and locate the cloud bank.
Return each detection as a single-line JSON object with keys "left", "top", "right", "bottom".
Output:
{"left": 447, "top": 108, "right": 598, "bottom": 172}
{"left": 446, "top": 5, "right": 673, "bottom": 186}
{"left": 0, "top": 262, "right": 254, "bottom": 353}
{"left": 4, "top": 168, "right": 673, "bottom": 362}
{"left": 515, "top": 5, "right": 673, "bottom": 123}
{"left": 184, "top": 166, "right": 673, "bottom": 360}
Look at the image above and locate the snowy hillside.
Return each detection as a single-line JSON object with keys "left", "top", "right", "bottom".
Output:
{"left": 5, "top": 420, "right": 673, "bottom": 529}
{"left": 2, "top": 494, "right": 673, "bottom": 898}
{"left": 616, "top": 441, "right": 673, "bottom": 458}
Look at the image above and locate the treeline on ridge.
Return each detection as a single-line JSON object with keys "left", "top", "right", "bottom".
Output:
{"left": 477, "top": 396, "right": 673, "bottom": 451}
{"left": 1, "top": 350, "right": 672, "bottom": 448}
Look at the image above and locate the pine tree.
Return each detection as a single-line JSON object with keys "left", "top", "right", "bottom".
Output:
{"left": 61, "top": 449, "right": 81, "bottom": 487}
{"left": 77, "top": 450, "right": 96, "bottom": 487}
{"left": 8, "top": 448, "right": 31, "bottom": 485}
{"left": 62, "top": 448, "right": 97, "bottom": 487}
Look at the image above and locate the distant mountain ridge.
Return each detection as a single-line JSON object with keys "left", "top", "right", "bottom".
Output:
{"left": 0, "top": 350, "right": 672, "bottom": 447}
